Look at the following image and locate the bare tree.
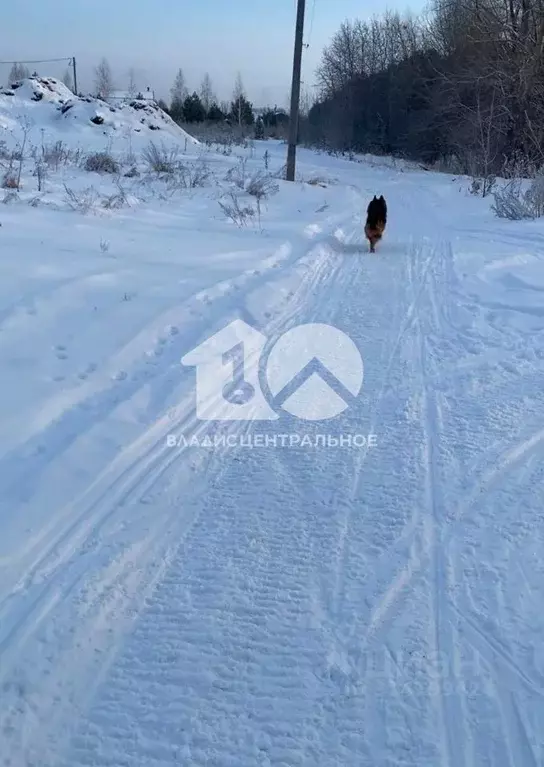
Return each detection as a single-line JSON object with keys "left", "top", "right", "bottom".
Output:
{"left": 127, "top": 67, "right": 138, "bottom": 98}
{"left": 200, "top": 72, "right": 215, "bottom": 115}
{"left": 62, "top": 68, "right": 74, "bottom": 92}
{"left": 9, "top": 63, "right": 30, "bottom": 83}
{"left": 233, "top": 71, "right": 245, "bottom": 100}
{"left": 299, "top": 86, "right": 315, "bottom": 116}
{"left": 95, "top": 58, "right": 114, "bottom": 100}
{"left": 232, "top": 72, "right": 245, "bottom": 126}
{"left": 170, "top": 68, "right": 188, "bottom": 106}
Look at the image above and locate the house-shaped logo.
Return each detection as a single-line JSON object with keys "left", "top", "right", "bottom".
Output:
{"left": 181, "top": 319, "right": 278, "bottom": 421}
{"left": 181, "top": 319, "right": 364, "bottom": 422}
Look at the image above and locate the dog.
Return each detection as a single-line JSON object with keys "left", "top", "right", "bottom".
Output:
{"left": 364, "top": 195, "right": 387, "bottom": 253}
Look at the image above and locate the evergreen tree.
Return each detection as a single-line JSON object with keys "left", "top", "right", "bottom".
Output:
{"left": 182, "top": 92, "right": 206, "bottom": 122}
{"left": 230, "top": 94, "right": 254, "bottom": 126}
{"left": 170, "top": 68, "right": 188, "bottom": 117}
{"left": 261, "top": 108, "right": 277, "bottom": 127}
{"left": 207, "top": 102, "right": 224, "bottom": 122}
{"left": 254, "top": 116, "right": 265, "bottom": 139}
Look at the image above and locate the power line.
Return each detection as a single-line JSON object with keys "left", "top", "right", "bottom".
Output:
{"left": 305, "top": 0, "right": 316, "bottom": 48}
{"left": 0, "top": 57, "right": 73, "bottom": 65}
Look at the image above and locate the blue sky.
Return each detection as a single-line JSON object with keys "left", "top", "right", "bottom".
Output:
{"left": 2, "top": 0, "right": 427, "bottom": 106}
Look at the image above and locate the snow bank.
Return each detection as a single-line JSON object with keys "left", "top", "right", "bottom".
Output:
{"left": 0, "top": 76, "right": 198, "bottom": 148}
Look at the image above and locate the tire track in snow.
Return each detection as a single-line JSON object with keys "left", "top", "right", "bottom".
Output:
{"left": 455, "top": 604, "right": 542, "bottom": 767}
{"left": 420, "top": 240, "right": 544, "bottom": 766}
{"left": 444, "top": 424, "right": 544, "bottom": 542}
{"left": 450, "top": 604, "right": 544, "bottom": 698}
{"left": 348, "top": 242, "right": 439, "bottom": 644}
{"left": 415, "top": 241, "right": 469, "bottom": 767}
{"left": 351, "top": 240, "right": 470, "bottom": 766}
{"left": 328, "top": 236, "right": 436, "bottom": 626}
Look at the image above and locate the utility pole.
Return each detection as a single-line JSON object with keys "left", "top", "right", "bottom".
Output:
{"left": 72, "top": 56, "right": 78, "bottom": 95}
{"left": 286, "top": 0, "right": 306, "bottom": 181}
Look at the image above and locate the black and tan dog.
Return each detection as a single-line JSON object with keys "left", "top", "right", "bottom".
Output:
{"left": 364, "top": 195, "right": 387, "bottom": 253}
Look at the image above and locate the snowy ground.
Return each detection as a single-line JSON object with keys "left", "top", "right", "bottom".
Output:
{"left": 1, "top": 88, "right": 544, "bottom": 766}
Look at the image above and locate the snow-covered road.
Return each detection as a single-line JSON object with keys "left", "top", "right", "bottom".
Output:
{"left": 1, "top": 140, "right": 544, "bottom": 766}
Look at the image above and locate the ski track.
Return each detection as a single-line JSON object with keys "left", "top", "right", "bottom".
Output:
{"left": 62, "top": 227, "right": 544, "bottom": 764}
{"left": 0, "top": 197, "right": 368, "bottom": 765}
{"left": 413, "top": 241, "right": 467, "bottom": 767}
{"left": 2, "top": 157, "right": 544, "bottom": 765}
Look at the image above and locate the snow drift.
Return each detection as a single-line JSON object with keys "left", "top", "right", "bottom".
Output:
{"left": 0, "top": 75, "right": 198, "bottom": 148}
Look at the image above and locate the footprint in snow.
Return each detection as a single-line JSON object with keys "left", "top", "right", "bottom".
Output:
{"left": 78, "top": 362, "right": 97, "bottom": 380}
{"left": 112, "top": 370, "right": 127, "bottom": 381}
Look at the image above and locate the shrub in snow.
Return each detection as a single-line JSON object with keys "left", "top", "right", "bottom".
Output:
{"left": 64, "top": 184, "right": 99, "bottom": 213}
{"left": 180, "top": 158, "right": 210, "bottom": 188}
{"left": 306, "top": 176, "right": 330, "bottom": 187}
{"left": 142, "top": 141, "right": 181, "bottom": 174}
{"left": 225, "top": 159, "right": 279, "bottom": 200}
{"left": 470, "top": 176, "right": 496, "bottom": 197}
{"left": 225, "top": 158, "right": 248, "bottom": 189}
{"left": 523, "top": 173, "right": 544, "bottom": 218}
{"left": 492, "top": 175, "right": 544, "bottom": 220}
{"left": 2, "top": 173, "right": 19, "bottom": 190}
{"left": 492, "top": 180, "right": 531, "bottom": 219}
{"left": 2, "top": 190, "right": 19, "bottom": 204}
{"left": 100, "top": 178, "right": 130, "bottom": 210}
{"left": 84, "top": 151, "right": 119, "bottom": 175}
{"left": 218, "top": 192, "right": 255, "bottom": 227}
{"left": 40, "top": 141, "right": 72, "bottom": 171}
{"left": 246, "top": 170, "right": 279, "bottom": 200}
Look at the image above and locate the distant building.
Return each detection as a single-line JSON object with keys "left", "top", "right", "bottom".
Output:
{"left": 108, "top": 86, "right": 155, "bottom": 104}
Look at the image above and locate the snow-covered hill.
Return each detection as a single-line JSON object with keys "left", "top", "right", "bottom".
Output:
{"left": 0, "top": 75, "right": 198, "bottom": 148}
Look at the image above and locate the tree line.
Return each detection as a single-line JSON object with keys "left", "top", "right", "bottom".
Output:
{"left": 305, "top": 0, "right": 544, "bottom": 176}
{"left": 92, "top": 60, "right": 258, "bottom": 126}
